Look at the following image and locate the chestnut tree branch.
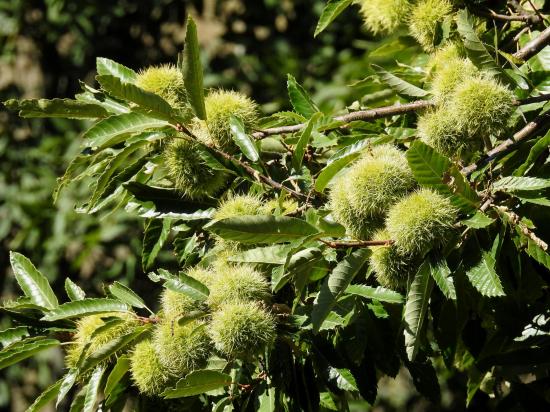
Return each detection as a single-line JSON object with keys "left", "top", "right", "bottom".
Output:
{"left": 461, "top": 111, "right": 550, "bottom": 176}
{"left": 253, "top": 94, "right": 550, "bottom": 139}
{"left": 513, "top": 25, "right": 550, "bottom": 61}
{"left": 319, "top": 239, "right": 394, "bottom": 249}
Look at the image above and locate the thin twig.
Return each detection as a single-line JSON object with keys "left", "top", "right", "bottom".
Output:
{"left": 462, "top": 111, "right": 550, "bottom": 176}
{"left": 495, "top": 205, "right": 548, "bottom": 250}
{"left": 513, "top": 25, "right": 550, "bottom": 61}
{"left": 252, "top": 100, "right": 435, "bottom": 138}
{"left": 319, "top": 238, "right": 394, "bottom": 249}
{"left": 477, "top": 9, "right": 543, "bottom": 23}
{"left": 253, "top": 94, "right": 550, "bottom": 139}
{"left": 174, "top": 124, "right": 308, "bottom": 201}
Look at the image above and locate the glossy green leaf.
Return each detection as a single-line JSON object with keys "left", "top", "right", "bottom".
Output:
{"left": 228, "top": 244, "right": 293, "bottom": 264}
{"left": 96, "top": 74, "right": 177, "bottom": 121}
{"left": 0, "top": 327, "right": 29, "bottom": 348}
{"left": 311, "top": 249, "right": 371, "bottom": 332}
{"left": 461, "top": 212, "right": 495, "bottom": 229}
{"left": 183, "top": 16, "right": 206, "bottom": 120}
{"left": 83, "top": 365, "right": 106, "bottom": 412}
{"left": 0, "top": 337, "right": 60, "bottom": 370}
{"left": 57, "top": 369, "right": 78, "bottom": 407}
{"left": 80, "top": 326, "right": 150, "bottom": 374}
{"left": 406, "top": 141, "right": 478, "bottom": 213}
{"left": 164, "top": 273, "right": 210, "bottom": 302}
{"left": 64, "top": 278, "right": 86, "bottom": 301}
{"left": 514, "top": 130, "right": 550, "bottom": 176}
{"left": 83, "top": 112, "right": 168, "bottom": 150}
{"left": 109, "top": 282, "right": 146, "bottom": 309}
{"left": 25, "top": 379, "right": 63, "bottom": 412}
{"left": 10, "top": 252, "right": 58, "bottom": 309}
{"left": 328, "top": 367, "right": 358, "bottom": 392}
{"left": 292, "top": 113, "right": 320, "bottom": 170}
{"left": 230, "top": 115, "right": 260, "bottom": 162}
{"left": 372, "top": 65, "right": 429, "bottom": 98}
{"left": 104, "top": 355, "right": 131, "bottom": 399}
{"left": 314, "top": 0, "right": 353, "bottom": 37}
{"left": 142, "top": 218, "right": 172, "bottom": 270}
{"left": 465, "top": 252, "right": 505, "bottom": 297}
{"left": 205, "top": 215, "right": 319, "bottom": 244}
{"left": 41, "top": 298, "right": 130, "bottom": 321}
{"left": 429, "top": 256, "right": 456, "bottom": 300}
{"left": 493, "top": 176, "right": 550, "bottom": 192}
{"left": 162, "top": 370, "right": 232, "bottom": 398}
{"left": 404, "top": 260, "right": 434, "bottom": 361}
{"left": 96, "top": 57, "right": 137, "bottom": 83}
{"left": 4, "top": 98, "right": 109, "bottom": 119}
{"left": 87, "top": 140, "right": 150, "bottom": 211}
{"left": 456, "top": 9, "right": 509, "bottom": 83}
{"left": 345, "top": 284, "right": 404, "bottom": 304}
{"left": 287, "top": 74, "right": 319, "bottom": 118}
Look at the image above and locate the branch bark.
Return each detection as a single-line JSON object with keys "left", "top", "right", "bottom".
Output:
{"left": 461, "top": 111, "right": 550, "bottom": 176}
{"left": 478, "top": 9, "right": 543, "bottom": 24}
{"left": 319, "top": 239, "right": 394, "bottom": 249}
{"left": 513, "top": 25, "right": 550, "bottom": 61}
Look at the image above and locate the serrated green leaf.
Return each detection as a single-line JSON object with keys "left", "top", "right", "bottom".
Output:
{"left": 314, "top": 0, "right": 353, "bottom": 37}
{"left": 461, "top": 212, "right": 495, "bottom": 229}
{"left": 80, "top": 326, "right": 149, "bottom": 373}
{"left": 228, "top": 244, "right": 293, "bottom": 264}
{"left": 183, "top": 16, "right": 206, "bottom": 120}
{"left": 75, "top": 82, "right": 130, "bottom": 115}
{"left": 311, "top": 249, "right": 370, "bottom": 332}
{"left": 514, "top": 131, "right": 550, "bottom": 176}
{"left": 328, "top": 367, "right": 358, "bottom": 392}
{"left": 372, "top": 65, "right": 429, "bottom": 98}
{"left": 315, "top": 152, "right": 361, "bottom": 192}
{"left": 104, "top": 355, "right": 131, "bottom": 399}
{"left": 428, "top": 256, "right": 456, "bottom": 300}
{"left": 165, "top": 273, "right": 209, "bottom": 302}
{"left": 65, "top": 278, "right": 86, "bottom": 301}
{"left": 287, "top": 74, "right": 319, "bottom": 118}
{"left": 109, "top": 282, "right": 146, "bottom": 309}
{"left": 83, "top": 365, "right": 106, "bottom": 412}
{"left": 162, "top": 370, "right": 232, "bottom": 398}
{"left": 292, "top": 113, "right": 321, "bottom": 170}
{"left": 96, "top": 57, "right": 137, "bottom": 83}
{"left": 455, "top": 9, "right": 509, "bottom": 83}
{"left": 493, "top": 176, "right": 550, "bottom": 192}
{"left": 87, "top": 140, "right": 150, "bottom": 211}
{"left": 230, "top": 115, "right": 260, "bottom": 162}
{"left": 57, "top": 369, "right": 78, "bottom": 408}
{"left": 345, "top": 284, "right": 404, "bottom": 304}
{"left": 465, "top": 251, "right": 505, "bottom": 297}
{"left": 41, "top": 298, "right": 130, "bottom": 321}
{"left": 404, "top": 260, "right": 434, "bottom": 361}
{"left": 177, "top": 311, "right": 207, "bottom": 327}
{"left": 10, "top": 252, "right": 58, "bottom": 310}
{"left": 96, "top": 74, "right": 179, "bottom": 122}
{"left": 406, "top": 141, "right": 478, "bottom": 212}
{"left": 25, "top": 379, "right": 62, "bottom": 412}
{"left": 206, "top": 215, "right": 319, "bottom": 244}
{"left": 83, "top": 112, "right": 169, "bottom": 150}
{"left": 0, "top": 327, "right": 29, "bottom": 348}
{"left": 4, "top": 98, "right": 109, "bottom": 119}
{"left": 142, "top": 218, "right": 172, "bottom": 270}
{"left": 0, "top": 337, "right": 60, "bottom": 370}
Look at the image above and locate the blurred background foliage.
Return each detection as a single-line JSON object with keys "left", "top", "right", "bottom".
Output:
{"left": 0, "top": 0, "right": 502, "bottom": 410}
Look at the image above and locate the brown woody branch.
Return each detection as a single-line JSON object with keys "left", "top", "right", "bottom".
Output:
{"left": 495, "top": 206, "right": 548, "bottom": 250}
{"left": 461, "top": 111, "right": 550, "bottom": 176}
{"left": 174, "top": 124, "right": 308, "bottom": 201}
{"left": 513, "top": 25, "right": 550, "bottom": 61}
{"left": 477, "top": 9, "right": 543, "bottom": 24}
{"left": 319, "top": 239, "right": 394, "bottom": 249}
{"left": 253, "top": 94, "right": 550, "bottom": 139}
